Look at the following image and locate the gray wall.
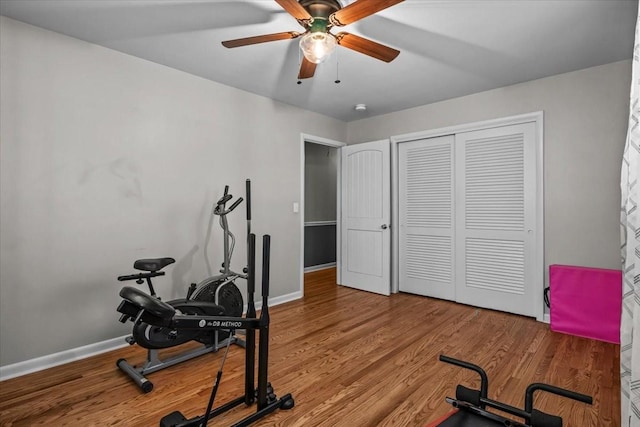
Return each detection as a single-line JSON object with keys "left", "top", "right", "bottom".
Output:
{"left": 304, "top": 142, "right": 338, "bottom": 222}
{"left": 0, "top": 17, "right": 347, "bottom": 366}
{"left": 347, "top": 60, "right": 631, "bottom": 284}
{"left": 304, "top": 225, "right": 336, "bottom": 268}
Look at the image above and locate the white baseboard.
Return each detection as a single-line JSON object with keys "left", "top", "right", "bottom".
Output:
{"left": 265, "top": 290, "right": 302, "bottom": 307}
{"left": 304, "top": 262, "right": 336, "bottom": 273}
{"left": 543, "top": 313, "right": 550, "bottom": 324}
{"left": 0, "top": 290, "right": 303, "bottom": 381}
{"left": 0, "top": 335, "right": 130, "bottom": 381}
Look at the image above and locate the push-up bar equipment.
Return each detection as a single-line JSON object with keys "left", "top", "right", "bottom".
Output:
{"left": 427, "top": 355, "right": 592, "bottom": 427}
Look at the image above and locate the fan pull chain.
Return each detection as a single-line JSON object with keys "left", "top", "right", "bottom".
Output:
{"left": 335, "top": 47, "right": 341, "bottom": 84}
{"left": 297, "top": 48, "right": 302, "bottom": 85}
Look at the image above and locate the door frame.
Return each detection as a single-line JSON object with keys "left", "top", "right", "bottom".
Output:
{"left": 390, "top": 111, "right": 545, "bottom": 321}
{"left": 299, "top": 133, "right": 346, "bottom": 296}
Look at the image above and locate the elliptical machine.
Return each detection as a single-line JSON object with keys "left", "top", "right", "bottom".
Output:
{"left": 116, "top": 181, "right": 252, "bottom": 393}
{"left": 116, "top": 233, "right": 295, "bottom": 427}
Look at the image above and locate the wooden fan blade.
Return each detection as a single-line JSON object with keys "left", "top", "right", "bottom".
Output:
{"left": 298, "top": 57, "right": 317, "bottom": 79}
{"left": 330, "top": 0, "right": 404, "bottom": 26}
{"left": 222, "top": 31, "right": 300, "bottom": 48}
{"left": 335, "top": 32, "right": 400, "bottom": 62}
{"left": 275, "top": 0, "right": 312, "bottom": 21}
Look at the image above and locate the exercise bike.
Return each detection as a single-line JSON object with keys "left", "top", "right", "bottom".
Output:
{"left": 116, "top": 233, "right": 295, "bottom": 427}
{"left": 116, "top": 181, "right": 251, "bottom": 393}
{"left": 428, "top": 355, "right": 593, "bottom": 427}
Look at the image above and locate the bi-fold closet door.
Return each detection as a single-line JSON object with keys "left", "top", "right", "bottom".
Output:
{"left": 398, "top": 122, "right": 538, "bottom": 317}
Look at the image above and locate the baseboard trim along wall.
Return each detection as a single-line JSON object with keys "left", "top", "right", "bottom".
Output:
{"left": 0, "top": 336, "right": 130, "bottom": 381}
{"left": 0, "top": 290, "right": 302, "bottom": 381}
{"left": 304, "top": 262, "right": 336, "bottom": 273}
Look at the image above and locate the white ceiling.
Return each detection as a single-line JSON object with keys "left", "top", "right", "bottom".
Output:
{"left": 1, "top": 0, "right": 637, "bottom": 122}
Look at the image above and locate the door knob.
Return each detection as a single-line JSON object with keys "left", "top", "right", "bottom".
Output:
{"left": 381, "top": 224, "right": 388, "bottom": 230}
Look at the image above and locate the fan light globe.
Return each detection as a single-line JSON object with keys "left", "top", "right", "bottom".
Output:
{"left": 299, "top": 32, "right": 336, "bottom": 64}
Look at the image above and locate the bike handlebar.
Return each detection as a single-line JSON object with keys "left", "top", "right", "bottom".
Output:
{"left": 228, "top": 197, "right": 243, "bottom": 212}
{"left": 214, "top": 195, "right": 243, "bottom": 216}
{"left": 217, "top": 194, "right": 233, "bottom": 206}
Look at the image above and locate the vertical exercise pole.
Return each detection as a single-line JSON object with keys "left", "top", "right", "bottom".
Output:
{"left": 245, "top": 233, "right": 256, "bottom": 405}
{"left": 246, "top": 179, "right": 251, "bottom": 241}
{"left": 257, "top": 234, "right": 271, "bottom": 411}
{"left": 244, "top": 179, "right": 256, "bottom": 405}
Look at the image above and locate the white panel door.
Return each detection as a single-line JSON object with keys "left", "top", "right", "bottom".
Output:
{"left": 399, "top": 135, "right": 455, "bottom": 299}
{"left": 340, "top": 140, "right": 390, "bottom": 295}
{"left": 454, "top": 123, "right": 537, "bottom": 316}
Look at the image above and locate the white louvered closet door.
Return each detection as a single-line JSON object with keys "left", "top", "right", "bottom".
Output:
{"left": 399, "top": 135, "right": 455, "bottom": 299}
{"left": 454, "top": 123, "right": 536, "bottom": 317}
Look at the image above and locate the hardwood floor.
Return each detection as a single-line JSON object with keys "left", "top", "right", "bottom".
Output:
{"left": 0, "top": 268, "right": 619, "bottom": 426}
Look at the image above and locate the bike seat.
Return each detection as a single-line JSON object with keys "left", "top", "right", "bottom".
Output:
{"left": 119, "top": 286, "right": 176, "bottom": 320}
{"left": 133, "top": 257, "right": 175, "bottom": 272}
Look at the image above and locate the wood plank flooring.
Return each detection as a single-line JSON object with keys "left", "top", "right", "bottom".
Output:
{"left": 0, "top": 268, "right": 620, "bottom": 426}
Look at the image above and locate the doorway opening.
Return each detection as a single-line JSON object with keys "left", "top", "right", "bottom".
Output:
{"left": 299, "top": 134, "right": 345, "bottom": 297}
{"left": 304, "top": 142, "right": 338, "bottom": 271}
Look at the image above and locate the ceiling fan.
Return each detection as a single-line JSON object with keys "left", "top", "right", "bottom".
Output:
{"left": 221, "top": 0, "right": 404, "bottom": 80}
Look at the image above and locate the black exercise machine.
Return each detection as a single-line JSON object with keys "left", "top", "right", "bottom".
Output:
{"left": 428, "top": 355, "right": 593, "bottom": 427}
{"left": 117, "top": 233, "right": 294, "bottom": 427}
{"left": 116, "top": 181, "right": 250, "bottom": 392}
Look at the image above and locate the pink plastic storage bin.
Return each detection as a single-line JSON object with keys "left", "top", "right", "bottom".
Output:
{"left": 549, "top": 264, "right": 622, "bottom": 344}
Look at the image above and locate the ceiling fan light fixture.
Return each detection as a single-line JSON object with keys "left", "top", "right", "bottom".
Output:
{"left": 299, "top": 31, "right": 336, "bottom": 64}
{"left": 222, "top": 0, "right": 405, "bottom": 80}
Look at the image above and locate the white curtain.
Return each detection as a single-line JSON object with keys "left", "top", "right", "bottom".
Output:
{"left": 621, "top": 10, "right": 640, "bottom": 427}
